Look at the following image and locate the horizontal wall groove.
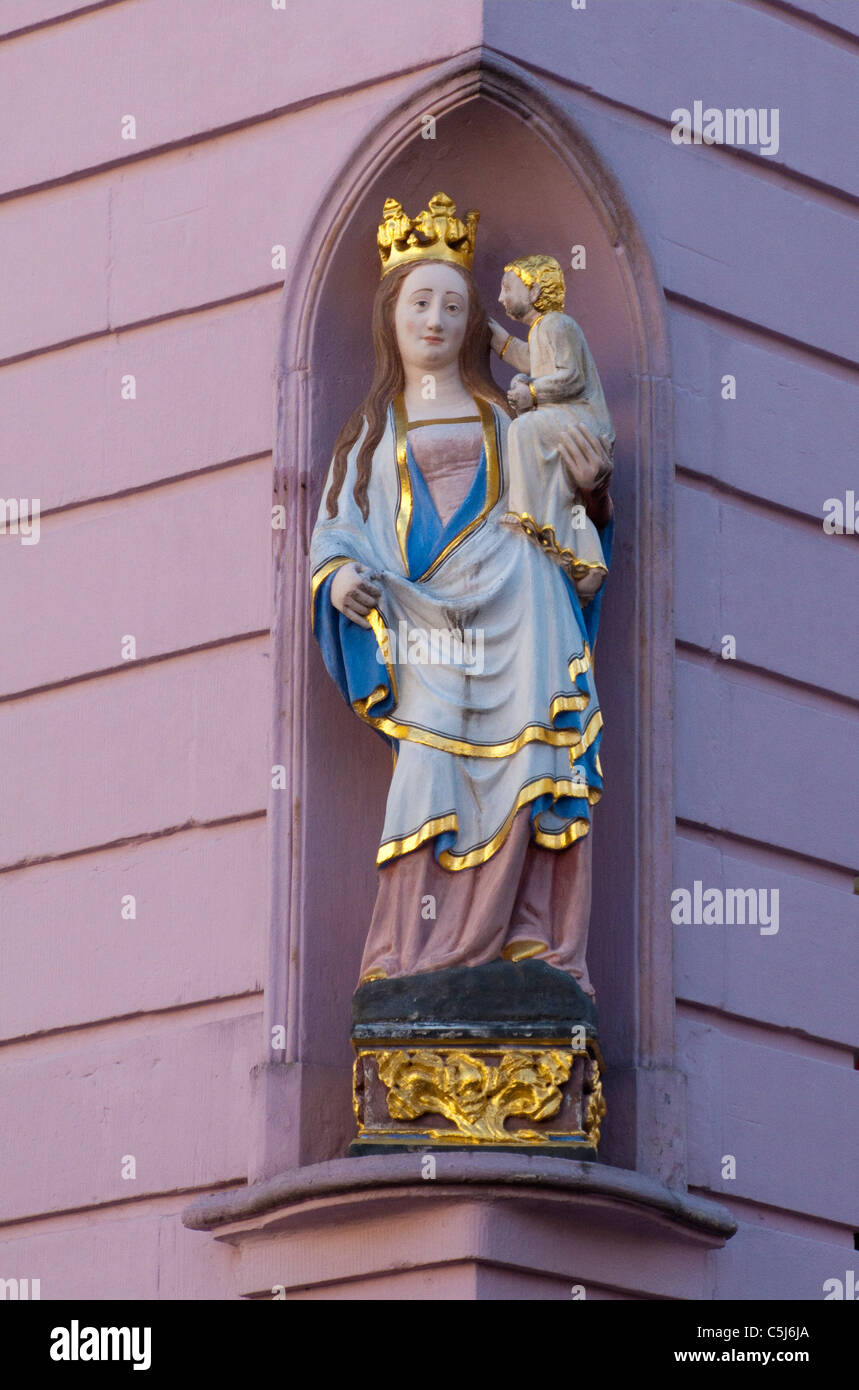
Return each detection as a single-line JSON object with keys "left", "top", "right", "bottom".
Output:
{"left": 688, "top": 1184, "right": 858, "bottom": 1242}
{"left": 677, "top": 998, "right": 854, "bottom": 1063}
{"left": 0, "top": 283, "right": 280, "bottom": 371}
{"left": 0, "top": 807, "right": 266, "bottom": 878}
{"left": 666, "top": 291, "right": 859, "bottom": 379}
{"left": 514, "top": 50, "right": 859, "bottom": 213}
{"left": 733, "top": 0, "right": 859, "bottom": 53}
{"left": 34, "top": 450, "right": 273, "bottom": 523}
{"left": 0, "top": 1181, "right": 244, "bottom": 1242}
{"left": 0, "top": 1176, "right": 250, "bottom": 1235}
{"left": 0, "top": 0, "right": 126, "bottom": 44}
{"left": 1, "top": 40, "right": 857, "bottom": 216}
{"left": 247, "top": 1260, "right": 661, "bottom": 1303}
{"left": 8, "top": 282, "right": 848, "bottom": 394}
{"left": 675, "top": 465, "right": 857, "bottom": 536}
{"left": 675, "top": 816, "right": 857, "bottom": 882}
{"left": 0, "top": 628, "right": 270, "bottom": 708}
{"left": 0, "top": 285, "right": 280, "bottom": 373}
{"left": 0, "top": 991, "right": 264, "bottom": 1058}
{"left": 675, "top": 639, "right": 859, "bottom": 718}
{"left": 0, "top": 51, "right": 440, "bottom": 205}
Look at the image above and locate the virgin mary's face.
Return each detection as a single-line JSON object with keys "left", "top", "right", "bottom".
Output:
{"left": 393, "top": 261, "right": 469, "bottom": 374}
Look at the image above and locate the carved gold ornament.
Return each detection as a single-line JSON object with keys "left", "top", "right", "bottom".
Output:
{"left": 375, "top": 1047, "right": 573, "bottom": 1141}
{"left": 584, "top": 1057, "right": 606, "bottom": 1147}
{"left": 501, "top": 511, "right": 609, "bottom": 583}
{"left": 377, "top": 192, "right": 479, "bottom": 278}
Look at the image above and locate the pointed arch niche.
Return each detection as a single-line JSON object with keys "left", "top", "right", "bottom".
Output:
{"left": 259, "top": 51, "right": 681, "bottom": 1188}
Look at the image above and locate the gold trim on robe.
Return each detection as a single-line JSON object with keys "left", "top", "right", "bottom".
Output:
{"left": 356, "top": 689, "right": 603, "bottom": 763}
{"left": 393, "top": 394, "right": 413, "bottom": 572}
{"left": 376, "top": 770, "right": 598, "bottom": 871}
{"left": 502, "top": 511, "right": 609, "bottom": 582}
{"left": 355, "top": 613, "right": 598, "bottom": 765}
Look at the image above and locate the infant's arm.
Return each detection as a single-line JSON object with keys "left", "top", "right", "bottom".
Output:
{"left": 502, "top": 336, "right": 530, "bottom": 375}
{"left": 490, "top": 318, "right": 530, "bottom": 374}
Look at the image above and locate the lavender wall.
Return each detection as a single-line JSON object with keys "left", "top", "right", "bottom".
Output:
{"left": 0, "top": 0, "right": 855, "bottom": 1300}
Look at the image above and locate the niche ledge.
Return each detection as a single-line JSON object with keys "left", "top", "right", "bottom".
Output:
{"left": 182, "top": 1153, "right": 736, "bottom": 1300}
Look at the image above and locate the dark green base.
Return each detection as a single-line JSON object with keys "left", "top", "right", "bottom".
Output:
{"left": 353, "top": 958, "right": 598, "bottom": 1043}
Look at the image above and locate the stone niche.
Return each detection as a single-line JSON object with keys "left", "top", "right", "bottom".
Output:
{"left": 257, "top": 46, "right": 679, "bottom": 1187}
{"left": 182, "top": 48, "right": 734, "bottom": 1301}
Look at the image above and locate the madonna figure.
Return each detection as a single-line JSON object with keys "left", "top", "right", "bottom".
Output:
{"left": 310, "top": 193, "right": 614, "bottom": 1000}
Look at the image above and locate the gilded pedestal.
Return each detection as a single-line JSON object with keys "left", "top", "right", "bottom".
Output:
{"left": 350, "top": 960, "right": 604, "bottom": 1159}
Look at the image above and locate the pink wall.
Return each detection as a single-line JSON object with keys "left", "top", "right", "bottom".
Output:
{"left": 1, "top": 0, "right": 856, "bottom": 1299}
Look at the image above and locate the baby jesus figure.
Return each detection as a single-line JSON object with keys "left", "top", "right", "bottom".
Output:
{"left": 490, "top": 255, "right": 614, "bottom": 603}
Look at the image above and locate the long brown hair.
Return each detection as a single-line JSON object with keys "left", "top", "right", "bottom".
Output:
{"left": 325, "top": 261, "right": 510, "bottom": 520}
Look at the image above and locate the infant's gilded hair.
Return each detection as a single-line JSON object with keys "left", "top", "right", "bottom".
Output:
{"left": 504, "top": 254, "right": 566, "bottom": 313}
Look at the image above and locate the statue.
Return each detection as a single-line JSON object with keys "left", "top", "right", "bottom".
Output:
{"left": 490, "top": 255, "right": 614, "bottom": 603}
{"left": 310, "top": 193, "right": 614, "bottom": 1157}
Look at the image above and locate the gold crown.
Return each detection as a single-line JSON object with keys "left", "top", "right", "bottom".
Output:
{"left": 377, "top": 192, "right": 479, "bottom": 278}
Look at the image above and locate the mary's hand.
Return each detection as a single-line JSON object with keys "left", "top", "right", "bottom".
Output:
{"left": 557, "top": 422, "right": 613, "bottom": 490}
{"left": 558, "top": 424, "right": 614, "bottom": 528}
{"left": 330, "top": 562, "right": 382, "bottom": 629}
